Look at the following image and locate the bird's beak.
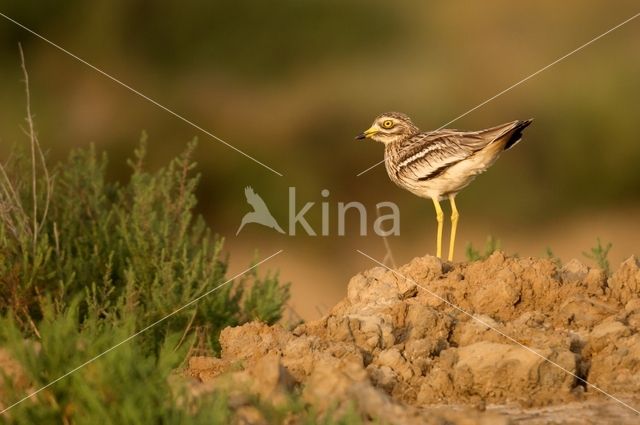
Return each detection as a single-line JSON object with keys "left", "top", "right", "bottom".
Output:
{"left": 355, "top": 126, "right": 378, "bottom": 140}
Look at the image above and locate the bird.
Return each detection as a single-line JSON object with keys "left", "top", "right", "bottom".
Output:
{"left": 356, "top": 112, "right": 533, "bottom": 261}
{"left": 236, "top": 186, "right": 285, "bottom": 235}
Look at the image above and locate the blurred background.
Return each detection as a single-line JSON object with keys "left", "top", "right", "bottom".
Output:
{"left": 1, "top": 1, "right": 639, "bottom": 320}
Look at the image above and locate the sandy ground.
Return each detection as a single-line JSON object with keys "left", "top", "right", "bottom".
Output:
{"left": 185, "top": 251, "right": 640, "bottom": 424}
{"left": 488, "top": 398, "right": 640, "bottom": 424}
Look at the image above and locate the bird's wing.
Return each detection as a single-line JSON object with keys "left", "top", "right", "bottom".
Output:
{"left": 244, "top": 186, "right": 270, "bottom": 211}
{"left": 391, "top": 131, "right": 476, "bottom": 181}
{"left": 390, "top": 121, "right": 533, "bottom": 182}
{"left": 453, "top": 120, "right": 533, "bottom": 151}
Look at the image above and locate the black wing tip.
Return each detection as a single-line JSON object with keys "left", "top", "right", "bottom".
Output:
{"left": 505, "top": 118, "right": 534, "bottom": 150}
{"left": 518, "top": 118, "right": 534, "bottom": 127}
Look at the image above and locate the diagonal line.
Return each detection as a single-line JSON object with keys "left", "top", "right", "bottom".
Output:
{"left": 356, "top": 10, "right": 640, "bottom": 177}
{"left": 0, "top": 12, "right": 283, "bottom": 177}
{"left": 356, "top": 249, "right": 640, "bottom": 416}
{"left": 0, "top": 249, "right": 283, "bottom": 415}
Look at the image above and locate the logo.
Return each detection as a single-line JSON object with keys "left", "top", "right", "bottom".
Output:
{"left": 236, "top": 187, "right": 400, "bottom": 236}
{"left": 236, "top": 186, "right": 286, "bottom": 235}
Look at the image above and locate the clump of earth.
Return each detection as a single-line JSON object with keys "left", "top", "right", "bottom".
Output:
{"left": 185, "top": 252, "right": 640, "bottom": 424}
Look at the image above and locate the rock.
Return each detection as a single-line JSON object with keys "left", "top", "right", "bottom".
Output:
{"left": 219, "top": 322, "right": 291, "bottom": 361}
{"left": 608, "top": 256, "right": 640, "bottom": 303}
{"left": 367, "top": 363, "right": 398, "bottom": 392}
{"left": 625, "top": 298, "right": 640, "bottom": 312}
{"left": 585, "top": 268, "right": 607, "bottom": 295}
{"left": 375, "top": 348, "right": 414, "bottom": 381}
{"left": 418, "top": 342, "right": 575, "bottom": 405}
{"left": 248, "top": 353, "right": 296, "bottom": 405}
{"left": 561, "top": 259, "right": 590, "bottom": 284}
{"left": 588, "top": 333, "right": 640, "bottom": 393}
{"left": 346, "top": 267, "right": 415, "bottom": 305}
{"left": 587, "top": 320, "right": 631, "bottom": 352}
{"left": 452, "top": 315, "right": 503, "bottom": 346}
{"left": 469, "top": 269, "right": 521, "bottom": 317}
{"left": 400, "top": 255, "right": 444, "bottom": 283}
{"left": 556, "top": 296, "right": 614, "bottom": 329}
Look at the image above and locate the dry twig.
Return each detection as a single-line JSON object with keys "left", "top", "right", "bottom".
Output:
{"left": 376, "top": 205, "right": 397, "bottom": 269}
{"left": 18, "top": 43, "right": 53, "bottom": 254}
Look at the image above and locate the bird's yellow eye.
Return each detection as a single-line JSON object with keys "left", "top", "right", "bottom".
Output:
{"left": 382, "top": 120, "right": 394, "bottom": 129}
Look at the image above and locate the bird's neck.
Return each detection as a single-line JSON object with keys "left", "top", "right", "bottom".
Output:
{"left": 383, "top": 132, "right": 413, "bottom": 147}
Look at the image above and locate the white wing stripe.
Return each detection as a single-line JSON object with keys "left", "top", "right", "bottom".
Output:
{"left": 398, "top": 144, "right": 442, "bottom": 168}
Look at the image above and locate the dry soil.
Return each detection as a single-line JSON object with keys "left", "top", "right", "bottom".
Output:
{"left": 185, "top": 252, "right": 640, "bottom": 424}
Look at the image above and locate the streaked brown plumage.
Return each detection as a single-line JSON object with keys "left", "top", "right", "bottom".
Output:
{"left": 357, "top": 112, "right": 533, "bottom": 260}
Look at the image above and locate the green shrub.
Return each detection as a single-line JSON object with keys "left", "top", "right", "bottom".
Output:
{"left": 583, "top": 237, "right": 613, "bottom": 275}
{"left": 0, "top": 298, "right": 231, "bottom": 424}
{"left": 0, "top": 136, "right": 289, "bottom": 351}
{"left": 0, "top": 302, "right": 360, "bottom": 424}
{"left": 545, "top": 247, "right": 562, "bottom": 267}
{"left": 465, "top": 236, "right": 501, "bottom": 262}
{"left": 0, "top": 132, "right": 290, "bottom": 422}
{"left": 0, "top": 298, "right": 364, "bottom": 424}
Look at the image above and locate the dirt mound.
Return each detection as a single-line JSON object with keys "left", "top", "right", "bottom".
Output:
{"left": 185, "top": 253, "right": 640, "bottom": 424}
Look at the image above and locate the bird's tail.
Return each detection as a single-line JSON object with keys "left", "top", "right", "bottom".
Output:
{"left": 504, "top": 119, "right": 533, "bottom": 150}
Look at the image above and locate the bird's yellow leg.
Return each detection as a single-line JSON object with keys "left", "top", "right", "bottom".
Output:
{"left": 448, "top": 195, "right": 459, "bottom": 261}
{"left": 432, "top": 197, "right": 444, "bottom": 258}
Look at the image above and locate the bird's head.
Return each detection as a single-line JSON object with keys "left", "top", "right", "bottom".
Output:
{"left": 356, "top": 112, "right": 419, "bottom": 145}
